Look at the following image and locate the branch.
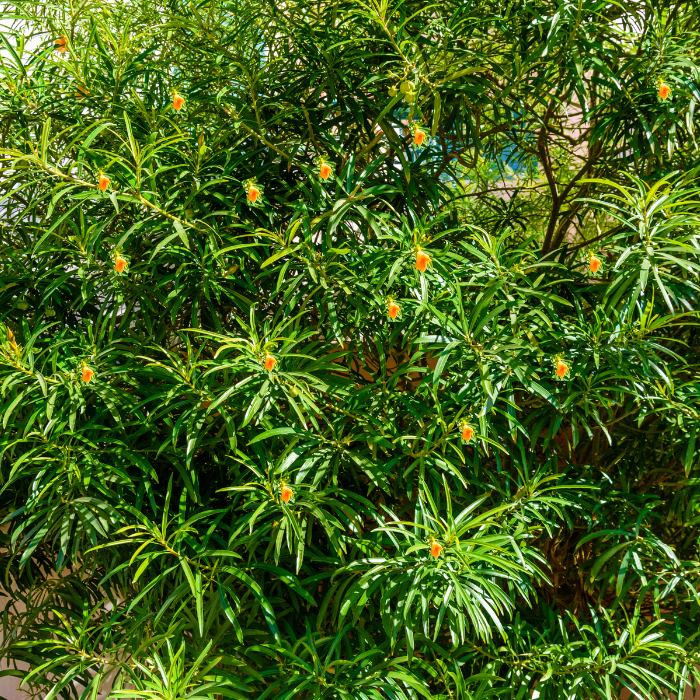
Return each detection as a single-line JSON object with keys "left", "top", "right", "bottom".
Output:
{"left": 1, "top": 153, "right": 195, "bottom": 230}
{"left": 547, "top": 145, "right": 603, "bottom": 252}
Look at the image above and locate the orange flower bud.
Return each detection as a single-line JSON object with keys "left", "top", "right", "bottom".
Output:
{"left": 55, "top": 36, "right": 67, "bottom": 52}
{"left": 461, "top": 424, "right": 474, "bottom": 442}
{"left": 81, "top": 365, "right": 94, "bottom": 383}
{"left": 414, "top": 128, "right": 426, "bottom": 146}
{"left": 387, "top": 301, "right": 400, "bottom": 319}
{"left": 589, "top": 256, "right": 601, "bottom": 274}
{"left": 319, "top": 163, "right": 332, "bottom": 180}
{"left": 98, "top": 175, "right": 110, "bottom": 192}
{"left": 115, "top": 255, "right": 127, "bottom": 273}
{"left": 658, "top": 82, "right": 671, "bottom": 100}
{"left": 248, "top": 184, "right": 260, "bottom": 203}
{"left": 430, "top": 540, "right": 443, "bottom": 558}
{"left": 173, "top": 93, "right": 185, "bottom": 111}
{"left": 415, "top": 250, "right": 431, "bottom": 273}
{"left": 264, "top": 354, "right": 276, "bottom": 371}
{"left": 555, "top": 360, "right": 569, "bottom": 378}
{"left": 281, "top": 486, "right": 294, "bottom": 503}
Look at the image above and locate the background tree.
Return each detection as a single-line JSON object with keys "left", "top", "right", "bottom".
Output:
{"left": 2, "top": 0, "right": 700, "bottom": 699}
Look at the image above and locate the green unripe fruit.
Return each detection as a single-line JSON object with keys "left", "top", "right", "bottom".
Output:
{"left": 404, "top": 92, "right": 416, "bottom": 104}
{"left": 400, "top": 81, "right": 415, "bottom": 94}
{"left": 388, "top": 86, "right": 398, "bottom": 97}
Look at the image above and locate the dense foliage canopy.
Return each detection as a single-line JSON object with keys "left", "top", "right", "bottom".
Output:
{"left": 2, "top": 0, "right": 700, "bottom": 698}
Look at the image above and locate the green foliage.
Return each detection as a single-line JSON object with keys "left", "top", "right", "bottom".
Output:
{"left": 1, "top": 0, "right": 700, "bottom": 699}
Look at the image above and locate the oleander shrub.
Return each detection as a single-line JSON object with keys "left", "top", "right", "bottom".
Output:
{"left": 2, "top": 1, "right": 700, "bottom": 699}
